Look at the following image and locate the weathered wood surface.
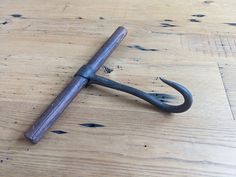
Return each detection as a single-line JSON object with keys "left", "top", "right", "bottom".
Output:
{"left": 0, "top": 0, "right": 236, "bottom": 176}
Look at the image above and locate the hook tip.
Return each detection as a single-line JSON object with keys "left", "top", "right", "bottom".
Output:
{"left": 158, "top": 77, "right": 193, "bottom": 113}
{"left": 159, "top": 77, "right": 172, "bottom": 85}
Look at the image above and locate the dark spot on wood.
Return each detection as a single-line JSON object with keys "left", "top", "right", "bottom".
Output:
{"left": 131, "top": 58, "right": 140, "bottom": 62}
{"left": 164, "top": 19, "right": 173, "bottom": 22}
{"left": 14, "top": 121, "right": 17, "bottom": 124}
{"left": 32, "top": 107, "right": 35, "bottom": 110}
{"left": 99, "top": 17, "right": 104, "bottom": 20}
{"left": 11, "top": 14, "right": 22, "bottom": 18}
{"left": 2, "top": 21, "right": 8, "bottom": 25}
{"left": 117, "top": 65, "right": 123, "bottom": 69}
{"left": 192, "top": 14, "right": 205, "bottom": 17}
{"left": 103, "top": 66, "right": 113, "bottom": 73}
{"left": 6, "top": 158, "right": 9, "bottom": 160}
{"left": 51, "top": 130, "right": 67, "bottom": 134}
{"left": 144, "top": 145, "right": 147, "bottom": 147}
{"left": 224, "top": 23, "right": 236, "bottom": 26}
{"left": 0, "top": 160, "right": 3, "bottom": 163}
{"left": 148, "top": 93, "right": 175, "bottom": 103}
{"left": 189, "top": 19, "right": 201, "bottom": 22}
{"left": 77, "top": 17, "right": 83, "bottom": 19}
{"left": 204, "top": 0, "right": 214, "bottom": 4}
{"left": 26, "top": 148, "right": 29, "bottom": 151}
{"left": 160, "top": 23, "right": 176, "bottom": 27}
{"left": 80, "top": 123, "right": 104, "bottom": 128}
{"left": 127, "top": 45, "right": 159, "bottom": 52}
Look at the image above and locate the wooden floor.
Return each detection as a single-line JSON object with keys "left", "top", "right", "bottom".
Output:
{"left": 1, "top": 0, "right": 236, "bottom": 176}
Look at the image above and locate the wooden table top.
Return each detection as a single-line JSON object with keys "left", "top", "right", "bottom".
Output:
{"left": 0, "top": 0, "right": 236, "bottom": 176}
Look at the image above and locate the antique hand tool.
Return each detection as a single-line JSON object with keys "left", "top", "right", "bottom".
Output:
{"left": 25, "top": 26, "right": 193, "bottom": 144}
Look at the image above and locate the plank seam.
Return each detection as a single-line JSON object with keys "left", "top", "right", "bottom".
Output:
{"left": 217, "top": 63, "right": 235, "bottom": 120}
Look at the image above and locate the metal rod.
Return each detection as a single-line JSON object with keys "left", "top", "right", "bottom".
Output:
{"left": 25, "top": 26, "right": 128, "bottom": 144}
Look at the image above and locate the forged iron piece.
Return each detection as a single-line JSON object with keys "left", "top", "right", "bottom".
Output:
{"left": 25, "top": 26, "right": 193, "bottom": 144}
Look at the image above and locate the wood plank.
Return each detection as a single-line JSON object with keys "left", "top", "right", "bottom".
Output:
{"left": 0, "top": 0, "right": 236, "bottom": 176}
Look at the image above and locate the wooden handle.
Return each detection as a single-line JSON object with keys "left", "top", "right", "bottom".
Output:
{"left": 24, "top": 26, "right": 127, "bottom": 143}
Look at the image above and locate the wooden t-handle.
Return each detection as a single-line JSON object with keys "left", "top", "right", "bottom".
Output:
{"left": 24, "top": 26, "right": 127, "bottom": 143}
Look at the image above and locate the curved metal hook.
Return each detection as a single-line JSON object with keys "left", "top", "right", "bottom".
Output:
{"left": 88, "top": 75, "right": 193, "bottom": 113}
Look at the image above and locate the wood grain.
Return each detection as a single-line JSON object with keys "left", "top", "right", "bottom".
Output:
{"left": 1, "top": 0, "right": 236, "bottom": 176}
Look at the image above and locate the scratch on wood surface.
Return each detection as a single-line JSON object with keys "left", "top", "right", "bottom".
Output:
{"left": 160, "top": 23, "right": 177, "bottom": 27}
{"left": 149, "top": 30, "right": 236, "bottom": 58}
{"left": 148, "top": 93, "right": 176, "bottom": 103}
{"left": 152, "top": 156, "right": 236, "bottom": 169}
{"left": 62, "top": 2, "right": 70, "bottom": 12}
{"left": 224, "top": 23, "right": 236, "bottom": 27}
{"left": 127, "top": 45, "right": 159, "bottom": 51}
{"left": 1, "top": 21, "right": 8, "bottom": 25}
{"left": 51, "top": 130, "right": 68, "bottom": 134}
{"left": 11, "top": 14, "right": 22, "bottom": 18}
{"left": 80, "top": 123, "right": 104, "bottom": 128}
{"left": 103, "top": 65, "right": 113, "bottom": 73}
{"left": 203, "top": 0, "right": 214, "bottom": 4}
{"left": 192, "top": 14, "right": 205, "bottom": 17}
{"left": 189, "top": 19, "right": 201, "bottom": 23}
{"left": 181, "top": 33, "right": 236, "bottom": 57}
{"left": 218, "top": 63, "right": 235, "bottom": 120}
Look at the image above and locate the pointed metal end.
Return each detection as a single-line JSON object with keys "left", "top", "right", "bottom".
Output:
{"left": 158, "top": 77, "right": 193, "bottom": 113}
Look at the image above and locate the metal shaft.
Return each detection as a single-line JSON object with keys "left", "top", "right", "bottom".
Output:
{"left": 25, "top": 26, "right": 127, "bottom": 143}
